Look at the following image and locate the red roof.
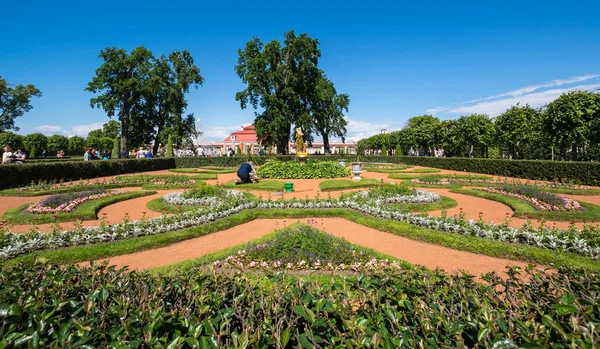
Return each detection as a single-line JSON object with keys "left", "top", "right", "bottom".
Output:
{"left": 223, "top": 125, "right": 258, "bottom": 142}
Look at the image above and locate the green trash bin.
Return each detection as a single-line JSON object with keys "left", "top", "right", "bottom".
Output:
{"left": 285, "top": 182, "right": 294, "bottom": 192}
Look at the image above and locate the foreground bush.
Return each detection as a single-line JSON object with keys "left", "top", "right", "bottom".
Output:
{"left": 257, "top": 160, "right": 350, "bottom": 179}
{"left": 0, "top": 262, "right": 598, "bottom": 347}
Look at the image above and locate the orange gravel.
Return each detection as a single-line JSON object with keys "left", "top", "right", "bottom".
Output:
{"left": 91, "top": 218, "right": 537, "bottom": 277}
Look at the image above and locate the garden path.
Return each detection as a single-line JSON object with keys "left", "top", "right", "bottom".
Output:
{"left": 89, "top": 217, "right": 538, "bottom": 278}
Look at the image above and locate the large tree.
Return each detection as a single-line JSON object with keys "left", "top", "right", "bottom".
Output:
{"left": 495, "top": 104, "right": 543, "bottom": 159}
{"left": 0, "top": 76, "right": 42, "bottom": 132}
{"left": 309, "top": 75, "right": 349, "bottom": 154}
{"left": 543, "top": 90, "right": 600, "bottom": 161}
{"left": 86, "top": 47, "right": 153, "bottom": 154}
{"left": 0, "top": 131, "right": 23, "bottom": 149}
{"left": 457, "top": 114, "right": 495, "bottom": 158}
{"left": 23, "top": 132, "right": 48, "bottom": 154}
{"left": 47, "top": 135, "right": 69, "bottom": 154}
{"left": 68, "top": 136, "right": 86, "bottom": 155}
{"left": 235, "top": 31, "right": 322, "bottom": 154}
{"left": 138, "top": 51, "right": 203, "bottom": 154}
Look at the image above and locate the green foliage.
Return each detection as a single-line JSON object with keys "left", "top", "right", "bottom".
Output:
{"left": 182, "top": 185, "right": 228, "bottom": 199}
{"left": 319, "top": 178, "right": 381, "bottom": 191}
{"left": 23, "top": 132, "right": 47, "bottom": 155}
{"left": 235, "top": 30, "right": 323, "bottom": 154}
{"left": 0, "top": 158, "right": 175, "bottom": 190}
{"left": 28, "top": 147, "right": 37, "bottom": 159}
{"left": 0, "top": 76, "right": 42, "bottom": 132}
{"left": 368, "top": 182, "right": 413, "bottom": 197}
{"left": 495, "top": 104, "right": 545, "bottom": 159}
{"left": 1, "top": 261, "right": 599, "bottom": 347}
{"left": 396, "top": 156, "right": 600, "bottom": 185}
{"left": 227, "top": 224, "right": 380, "bottom": 266}
{"left": 395, "top": 143, "right": 402, "bottom": 155}
{"left": 0, "top": 131, "right": 23, "bottom": 149}
{"left": 46, "top": 134, "right": 69, "bottom": 154}
{"left": 221, "top": 180, "right": 286, "bottom": 192}
{"left": 166, "top": 134, "right": 174, "bottom": 158}
{"left": 111, "top": 136, "right": 119, "bottom": 159}
{"left": 257, "top": 160, "right": 350, "bottom": 179}
{"left": 68, "top": 136, "right": 86, "bottom": 155}
{"left": 86, "top": 46, "right": 154, "bottom": 154}
{"left": 311, "top": 76, "right": 350, "bottom": 154}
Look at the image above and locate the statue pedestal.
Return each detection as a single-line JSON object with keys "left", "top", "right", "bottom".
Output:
{"left": 296, "top": 152, "right": 308, "bottom": 164}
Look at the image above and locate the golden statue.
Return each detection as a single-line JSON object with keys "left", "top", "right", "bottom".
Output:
{"left": 295, "top": 127, "right": 307, "bottom": 154}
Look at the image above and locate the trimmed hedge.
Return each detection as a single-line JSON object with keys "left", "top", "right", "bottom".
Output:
{"left": 3, "top": 154, "right": 600, "bottom": 190}
{"left": 396, "top": 156, "right": 600, "bottom": 185}
{"left": 0, "top": 158, "right": 175, "bottom": 190}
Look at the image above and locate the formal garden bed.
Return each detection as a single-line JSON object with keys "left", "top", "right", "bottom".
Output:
{"left": 0, "top": 174, "right": 206, "bottom": 196}
{"left": 2, "top": 190, "right": 156, "bottom": 224}
{"left": 257, "top": 160, "right": 350, "bottom": 179}
{"left": 453, "top": 186, "right": 600, "bottom": 222}
{"left": 169, "top": 167, "right": 237, "bottom": 174}
{"left": 319, "top": 178, "right": 382, "bottom": 191}
{"left": 147, "top": 186, "right": 254, "bottom": 214}
{"left": 221, "top": 180, "right": 286, "bottom": 192}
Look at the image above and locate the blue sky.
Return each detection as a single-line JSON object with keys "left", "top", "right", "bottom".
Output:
{"left": 2, "top": 0, "right": 599, "bottom": 142}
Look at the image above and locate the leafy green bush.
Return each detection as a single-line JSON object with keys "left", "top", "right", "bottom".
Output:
{"left": 0, "top": 158, "right": 175, "bottom": 190}
{"left": 0, "top": 262, "right": 598, "bottom": 347}
{"left": 257, "top": 160, "right": 350, "bottom": 179}
{"left": 182, "top": 185, "right": 228, "bottom": 199}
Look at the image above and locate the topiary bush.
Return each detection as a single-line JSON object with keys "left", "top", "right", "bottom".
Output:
{"left": 257, "top": 160, "right": 351, "bottom": 179}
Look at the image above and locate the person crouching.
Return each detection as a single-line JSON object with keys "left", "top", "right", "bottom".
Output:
{"left": 236, "top": 160, "right": 257, "bottom": 184}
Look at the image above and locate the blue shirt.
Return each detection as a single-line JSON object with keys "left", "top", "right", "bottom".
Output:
{"left": 237, "top": 162, "right": 253, "bottom": 177}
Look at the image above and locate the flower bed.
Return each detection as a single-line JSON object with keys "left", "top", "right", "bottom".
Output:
{"left": 257, "top": 160, "right": 350, "bottom": 179}
{"left": 483, "top": 185, "right": 581, "bottom": 211}
{"left": 351, "top": 183, "right": 441, "bottom": 204}
{"left": 26, "top": 189, "right": 125, "bottom": 214}
{"left": 2, "top": 189, "right": 600, "bottom": 260}
{"left": 211, "top": 224, "right": 401, "bottom": 272}
{"left": 13, "top": 175, "right": 196, "bottom": 193}
{"left": 163, "top": 187, "right": 244, "bottom": 206}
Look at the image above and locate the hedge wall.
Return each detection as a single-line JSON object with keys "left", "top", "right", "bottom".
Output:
{"left": 395, "top": 156, "right": 600, "bottom": 185}
{"left": 3, "top": 154, "right": 599, "bottom": 190}
{"left": 0, "top": 158, "right": 175, "bottom": 190}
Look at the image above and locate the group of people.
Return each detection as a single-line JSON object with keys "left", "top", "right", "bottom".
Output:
{"left": 407, "top": 147, "right": 445, "bottom": 157}
{"left": 84, "top": 148, "right": 111, "bottom": 161}
{"left": 136, "top": 147, "right": 153, "bottom": 159}
{"left": 2, "top": 146, "right": 26, "bottom": 164}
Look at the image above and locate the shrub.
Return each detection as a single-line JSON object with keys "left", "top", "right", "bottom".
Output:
{"left": 0, "top": 158, "right": 175, "bottom": 190}
{"left": 257, "top": 160, "right": 350, "bottom": 179}
{"left": 0, "top": 262, "right": 598, "bottom": 347}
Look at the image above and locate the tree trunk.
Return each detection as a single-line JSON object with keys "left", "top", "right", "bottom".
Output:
{"left": 571, "top": 143, "right": 577, "bottom": 161}
{"left": 152, "top": 135, "right": 161, "bottom": 155}
{"left": 277, "top": 131, "right": 289, "bottom": 155}
{"left": 322, "top": 133, "right": 330, "bottom": 154}
{"left": 121, "top": 91, "right": 130, "bottom": 154}
{"left": 551, "top": 146, "right": 554, "bottom": 161}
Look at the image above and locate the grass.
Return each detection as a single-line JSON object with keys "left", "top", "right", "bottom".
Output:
{"left": 1, "top": 191, "right": 156, "bottom": 225}
{"left": 169, "top": 167, "right": 237, "bottom": 174}
{"left": 452, "top": 187, "right": 600, "bottom": 222}
{"left": 4, "top": 208, "right": 598, "bottom": 273}
{"left": 387, "top": 195, "right": 458, "bottom": 213}
{"left": 221, "top": 180, "right": 286, "bottom": 192}
{"left": 146, "top": 192, "right": 257, "bottom": 214}
{"left": 364, "top": 168, "right": 413, "bottom": 173}
{"left": 389, "top": 173, "right": 492, "bottom": 181}
{"left": 0, "top": 183, "right": 143, "bottom": 197}
{"left": 395, "top": 168, "right": 441, "bottom": 173}
{"left": 319, "top": 178, "right": 382, "bottom": 191}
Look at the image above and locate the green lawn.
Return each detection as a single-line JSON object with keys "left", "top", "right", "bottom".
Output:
{"left": 146, "top": 192, "right": 257, "bottom": 214}
{"left": 319, "top": 178, "right": 382, "bottom": 191}
{"left": 4, "top": 208, "right": 598, "bottom": 273}
{"left": 0, "top": 183, "right": 143, "bottom": 197}
{"left": 2, "top": 191, "right": 156, "bottom": 225}
{"left": 452, "top": 187, "right": 600, "bottom": 222}
{"left": 387, "top": 195, "right": 458, "bottom": 213}
{"left": 395, "top": 168, "right": 441, "bottom": 173}
{"left": 221, "top": 180, "right": 286, "bottom": 191}
{"left": 169, "top": 167, "right": 237, "bottom": 174}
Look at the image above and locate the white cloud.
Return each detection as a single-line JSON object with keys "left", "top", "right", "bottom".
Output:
{"left": 30, "top": 122, "right": 105, "bottom": 137}
{"left": 466, "top": 74, "right": 600, "bottom": 103}
{"left": 200, "top": 125, "right": 242, "bottom": 142}
{"left": 449, "top": 83, "right": 600, "bottom": 116}
{"left": 344, "top": 118, "right": 391, "bottom": 142}
{"left": 33, "top": 125, "right": 67, "bottom": 136}
{"left": 71, "top": 122, "right": 104, "bottom": 137}
{"left": 425, "top": 106, "right": 449, "bottom": 115}
{"left": 428, "top": 74, "right": 600, "bottom": 117}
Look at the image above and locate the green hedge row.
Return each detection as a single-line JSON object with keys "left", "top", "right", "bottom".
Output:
{"left": 3, "top": 154, "right": 599, "bottom": 190}
{"left": 394, "top": 156, "right": 600, "bottom": 185}
{"left": 0, "top": 158, "right": 175, "bottom": 190}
